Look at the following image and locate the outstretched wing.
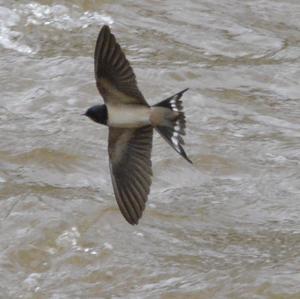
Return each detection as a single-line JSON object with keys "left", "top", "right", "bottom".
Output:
{"left": 94, "top": 25, "right": 148, "bottom": 105}
{"left": 108, "top": 126, "right": 153, "bottom": 224}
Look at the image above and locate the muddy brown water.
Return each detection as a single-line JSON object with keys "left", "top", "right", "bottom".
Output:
{"left": 0, "top": 0, "right": 300, "bottom": 298}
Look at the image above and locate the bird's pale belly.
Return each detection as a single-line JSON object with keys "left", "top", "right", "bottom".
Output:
{"left": 107, "top": 104, "right": 151, "bottom": 128}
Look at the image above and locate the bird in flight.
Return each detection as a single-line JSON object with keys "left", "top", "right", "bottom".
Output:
{"left": 84, "top": 25, "right": 192, "bottom": 225}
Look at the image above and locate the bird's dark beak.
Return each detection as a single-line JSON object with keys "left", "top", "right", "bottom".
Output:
{"left": 81, "top": 113, "right": 87, "bottom": 116}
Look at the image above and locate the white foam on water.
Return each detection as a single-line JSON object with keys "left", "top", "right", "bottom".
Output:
{"left": 21, "top": 3, "right": 114, "bottom": 30}
{"left": 0, "top": 7, "right": 34, "bottom": 54}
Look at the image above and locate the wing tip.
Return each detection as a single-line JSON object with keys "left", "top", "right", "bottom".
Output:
{"left": 129, "top": 218, "right": 139, "bottom": 225}
{"left": 122, "top": 211, "right": 141, "bottom": 225}
{"left": 101, "top": 24, "right": 111, "bottom": 33}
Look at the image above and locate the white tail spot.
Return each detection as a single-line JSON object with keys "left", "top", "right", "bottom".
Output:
{"left": 171, "top": 136, "right": 179, "bottom": 147}
{"left": 171, "top": 132, "right": 180, "bottom": 149}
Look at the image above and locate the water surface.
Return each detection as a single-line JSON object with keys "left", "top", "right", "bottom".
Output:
{"left": 0, "top": 0, "right": 300, "bottom": 298}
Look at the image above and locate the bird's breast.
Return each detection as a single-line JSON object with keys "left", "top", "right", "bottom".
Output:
{"left": 107, "top": 104, "right": 151, "bottom": 128}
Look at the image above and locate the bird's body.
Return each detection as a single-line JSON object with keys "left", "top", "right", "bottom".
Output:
{"left": 106, "top": 103, "right": 151, "bottom": 128}
{"left": 84, "top": 25, "right": 192, "bottom": 225}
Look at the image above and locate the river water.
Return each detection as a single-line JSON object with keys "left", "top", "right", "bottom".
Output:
{"left": 0, "top": 0, "right": 300, "bottom": 298}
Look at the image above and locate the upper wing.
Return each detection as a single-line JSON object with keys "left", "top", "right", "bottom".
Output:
{"left": 108, "top": 125, "right": 153, "bottom": 224}
{"left": 94, "top": 25, "right": 148, "bottom": 105}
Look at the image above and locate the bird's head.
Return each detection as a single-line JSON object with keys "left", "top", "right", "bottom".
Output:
{"left": 84, "top": 104, "right": 108, "bottom": 125}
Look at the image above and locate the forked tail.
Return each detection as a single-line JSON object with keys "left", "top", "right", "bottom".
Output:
{"left": 153, "top": 88, "right": 192, "bottom": 163}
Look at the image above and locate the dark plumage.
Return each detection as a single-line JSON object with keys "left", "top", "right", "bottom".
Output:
{"left": 84, "top": 25, "right": 192, "bottom": 225}
{"left": 85, "top": 105, "right": 107, "bottom": 125}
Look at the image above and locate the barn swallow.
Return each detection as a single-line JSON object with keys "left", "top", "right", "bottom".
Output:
{"left": 84, "top": 25, "right": 192, "bottom": 225}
